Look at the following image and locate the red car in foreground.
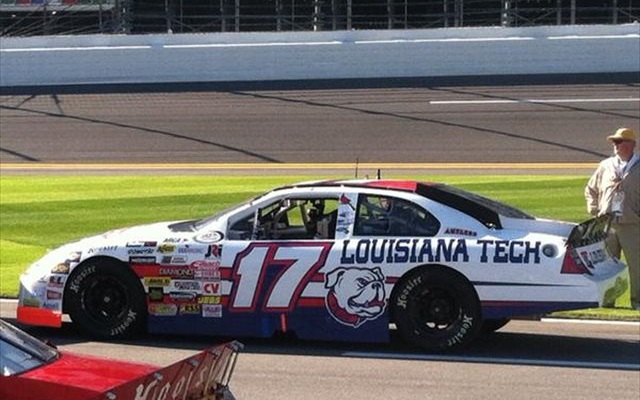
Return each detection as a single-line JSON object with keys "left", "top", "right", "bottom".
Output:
{"left": 0, "top": 319, "right": 242, "bottom": 400}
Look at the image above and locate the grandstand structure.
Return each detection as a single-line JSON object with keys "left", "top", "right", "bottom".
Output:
{"left": 0, "top": 1, "right": 638, "bottom": 36}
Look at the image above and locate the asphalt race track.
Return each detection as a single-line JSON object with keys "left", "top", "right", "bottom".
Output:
{"left": 1, "top": 82, "right": 639, "bottom": 173}
{"left": 1, "top": 80, "right": 639, "bottom": 399}
{"left": 1, "top": 300, "right": 639, "bottom": 400}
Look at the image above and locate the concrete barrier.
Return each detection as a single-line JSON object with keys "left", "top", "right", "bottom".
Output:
{"left": 1, "top": 24, "right": 638, "bottom": 87}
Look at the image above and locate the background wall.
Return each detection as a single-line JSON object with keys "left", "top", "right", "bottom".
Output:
{"left": 1, "top": 24, "right": 638, "bottom": 87}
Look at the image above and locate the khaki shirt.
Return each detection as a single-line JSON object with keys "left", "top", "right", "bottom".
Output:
{"left": 585, "top": 154, "right": 640, "bottom": 225}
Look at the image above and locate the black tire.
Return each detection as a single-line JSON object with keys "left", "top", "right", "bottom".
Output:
{"left": 392, "top": 267, "right": 482, "bottom": 352}
{"left": 65, "top": 258, "right": 146, "bottom": 340}
{"left": 481, "top": 318, "right": 510, "bottom": 334}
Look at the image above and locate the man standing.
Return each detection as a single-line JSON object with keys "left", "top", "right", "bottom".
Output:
{"left": 585, "top": 127, "right": 640, "bottom": 310}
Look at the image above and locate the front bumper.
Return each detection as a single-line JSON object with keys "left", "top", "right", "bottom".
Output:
{"left": 16, "top": 305, "right": 62, "bottom": 328}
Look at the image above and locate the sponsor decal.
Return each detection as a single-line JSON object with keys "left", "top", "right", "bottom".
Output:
{"left": 340, "top": 238, "right": 541, "bottom": 265}
{"left": 46, "top": 290, "right": 62, "bottom": 300}
{"left": 324, "top": 267, "right": 387, "bottom": 328}
{"left": 128, "top": 248, "right": 155, "bottom": 255}
{"left": 148, "top": 287, "right": 164, "bottom": 302}
{"left": 340, "top": 238, "right": 469, "bottom": 264}
{"left": 444, "top": 227, "right": 478, "bottom": 237}
{"left": 48, "top": 275, "right": 65, "bottom": 287}
{"left": 179, "top": 303, "right": 201, "bottom": 314}
{"left": 130, "top": 256, "right": 157, "bottom": 264}
{"left": 192, "top": 260, "right": 221, "bottom": 279}
{"left": 194, "top": 231, "right": 224, "bottom": 244}
{"left": 205, "top": 244, "right": 223, "bottom": 258}
{"left": 158, "top": 243, "right": 177, "bottom": 253}
{"left": 22, "top": 296, "right": 42, "bottom": 307}
{"left": 87, "top": 245, "right": 118, "bottom": 254}
{"left": 148, "top": 303, "right": 178, "bottom": 316}
{"left": 161, "top": 255, "right": 188, "bottom": 265}
{"left": 66, "top": 252, "right": 82, "bottom": 262}
{"left": 172, "top": 280, "right": 201, "bottom": 291}
{"left": 144, "top": 277, "right": 171, "bottom": 287}
{"left": 202, "top": 281, "right": 221, "bottom": 296}
{"left": 159, "top": 266, "right": 196, "bottom": 278}
{"left": 337, "top": 211, "right": 355, "bottom": 226}
{"left": 43, "top": 300, "right": 62, "bottom": 310}
{"left": 126, "top": 241, "right": 157, "bottom": 247}
{"left": 131, "top": 348, "right": 225, "bottom": 400}
{"left": 477, "top": 240, "right": 541, "bottom": 264}
{"left": 177, "top": 245, "right": 205, "bottom": 255}
{"left": 51, "top": 263, "right": 70, "bottom": 274}
{"left": 198, "top": 296, "right": 221, "bottom": 305}
{"left": 202, "top": 304, "right": 222, "bottom": 318}
{"left": 339, "top": 193, "right": 355, "bottom": 210}
{"left": 169, "top": 291, "right": 198, "bottom": 302}
{"left": 163, "top": 237, "right": 188, "bottom": 243}
{"left": 577, "top": 243, "right": 607, "bottom": 269}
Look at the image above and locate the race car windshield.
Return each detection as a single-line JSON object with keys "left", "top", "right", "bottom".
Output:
{"left": 0, "top": 319, "right": 58, "bottom": 376}
{"left": 193, "top": 195, "right": 263, "bottom": 230}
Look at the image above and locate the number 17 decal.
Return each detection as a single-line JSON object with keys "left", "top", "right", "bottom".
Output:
{"left": 229, "top": 242, "right": 333, "bottom": 312}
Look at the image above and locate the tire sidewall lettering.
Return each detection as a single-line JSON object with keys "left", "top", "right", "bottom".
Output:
{"left": 66, "top": 262, "right": 144, "bottom": 339}
{"left": 395, "top": 275, "right": 422, "bottom": 310}
{"left": 68, "top": 265, "right": 96, "bottom": 293}
{"left": 393, "top": 268, "right": 481, "bottom": 351}
{"left": 445, "top": 313, "right": 475, "bottom": 348}
{"left": 110, "top": 309, "right": 137, "bottom": 337}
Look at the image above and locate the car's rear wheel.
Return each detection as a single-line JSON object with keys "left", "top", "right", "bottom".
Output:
{"left": 392, "top": 267, "right": 482, "bottom": 352}
{"left": 65, "top": 258, "right": 146, "bottom": 339}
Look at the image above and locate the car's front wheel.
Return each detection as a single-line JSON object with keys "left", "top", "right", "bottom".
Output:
{"left": 65, "top": 258, "right": 146, "bottom": 339}
{"left": 392, "top": 267, "right": 482, "bottom": 352}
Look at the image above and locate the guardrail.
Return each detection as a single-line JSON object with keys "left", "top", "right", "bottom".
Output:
{"left": 1, "top": 24, "right": 639, "bottom": 88}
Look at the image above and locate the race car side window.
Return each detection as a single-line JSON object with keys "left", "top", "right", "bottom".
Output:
{"left": 354, "top": 194, "right": 440, "bottom": 237}
{"left": 229, "top": 197, "right": 340, "bottom": 240}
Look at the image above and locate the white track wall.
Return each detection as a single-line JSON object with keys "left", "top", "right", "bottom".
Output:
{"left": 1, "top": 24, "right": 639, "bottom": 87}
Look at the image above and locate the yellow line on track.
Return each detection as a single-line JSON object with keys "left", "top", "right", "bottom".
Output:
{"left": 0, "top": 162, "right": 597, "bottom": 170}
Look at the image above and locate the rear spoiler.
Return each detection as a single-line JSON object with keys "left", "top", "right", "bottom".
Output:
{"left": 566, "top": 214, "right": 612, "bottom": 247}
{"left": 94, "top": 341, "right": 243, "bottom": 400}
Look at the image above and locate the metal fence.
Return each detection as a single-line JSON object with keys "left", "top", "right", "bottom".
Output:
{"left": 1, "top": 0, "right": 638, "bottom": 36}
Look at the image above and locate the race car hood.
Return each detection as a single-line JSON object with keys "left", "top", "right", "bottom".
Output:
{"left": 88, "top": 220, "right": 196, "bottom": 245}
{"left": 19, "top": 220, "right": 198, "bottom": 304}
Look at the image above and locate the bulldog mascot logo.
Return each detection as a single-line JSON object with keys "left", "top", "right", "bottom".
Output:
{"left": 324, "top": 267, "right": 387, "bottom": 327}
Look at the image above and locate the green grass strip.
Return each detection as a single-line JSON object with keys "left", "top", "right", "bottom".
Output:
{"left": 1, "top": 175, "right": 637, "bottom": 320}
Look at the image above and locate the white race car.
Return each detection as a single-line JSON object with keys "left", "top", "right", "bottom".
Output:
{"left": 17, "top": 179, "right": 627, "bottom": 351}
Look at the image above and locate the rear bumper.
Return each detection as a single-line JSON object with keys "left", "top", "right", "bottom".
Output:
{"left": 479, "top": 261, "right": 628, "bottom": 319}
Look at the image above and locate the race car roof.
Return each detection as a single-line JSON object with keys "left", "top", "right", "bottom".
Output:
{"left": 284, "top": 179, "right": 533, "bottom": 229}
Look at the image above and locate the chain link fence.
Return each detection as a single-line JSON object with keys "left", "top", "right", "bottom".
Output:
{"left": 1, "top": 0, "right": 638, "bottom": 36}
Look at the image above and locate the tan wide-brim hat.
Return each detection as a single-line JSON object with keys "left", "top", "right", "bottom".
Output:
{"left": 607, "top": 127, "right": 637, "bottom": 142}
